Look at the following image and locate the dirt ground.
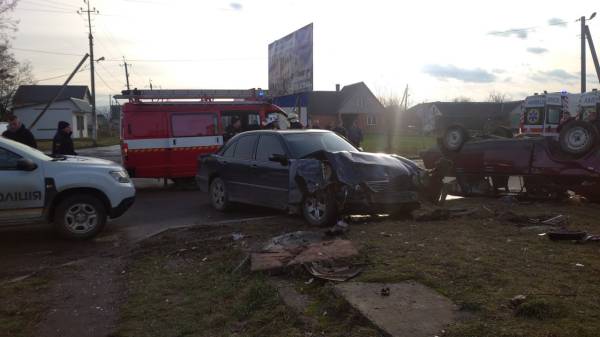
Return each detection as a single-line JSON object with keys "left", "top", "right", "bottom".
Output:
{"left": 3, "top": 196, "right": 600, "bottom": 337}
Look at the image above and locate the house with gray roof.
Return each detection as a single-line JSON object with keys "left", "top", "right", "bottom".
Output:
{"left": 11, "top": 85, "right": 92, "bottom": 139}
{"left": 272, "top": 82, "right": 387, "bottom": 132}
{"left": 403, "top": 100, "right": 523, "bottom": 134}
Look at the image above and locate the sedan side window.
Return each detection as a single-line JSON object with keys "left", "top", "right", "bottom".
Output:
{"left": 223, "top": 142, "right": 237, "bottom": 158}
{"left": 0, "top": 147, "right": 21, "bottom": 170}
{"left": 256, "top": 135, "right": 285, "bottom": 162}
{"left": 234, "top": 136, "right": 257, "bottom": 160}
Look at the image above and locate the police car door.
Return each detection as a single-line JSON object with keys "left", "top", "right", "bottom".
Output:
{"left": 0, "top": 146, "right": 45, "bottom": 223}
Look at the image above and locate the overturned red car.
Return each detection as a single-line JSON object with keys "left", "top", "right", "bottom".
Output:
{"left": 420, "top": 121, "right": 600, "bottom": 202}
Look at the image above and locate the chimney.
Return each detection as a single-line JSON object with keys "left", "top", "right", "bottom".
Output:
{"left": 335, "top": 84, "right": 340, "bottom": 92}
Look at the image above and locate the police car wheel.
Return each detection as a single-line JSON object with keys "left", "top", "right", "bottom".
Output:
{"left": 54, "top": 194, "right": 107, "bottom": 240}
{"left": 559, "top": 121, "right": 598, "bottom": 157}
{"left": 302, "top": 192, "right": 337, "bottom": 227}
{"left": 210, "top": 177, "right": 230, "bottom": 211}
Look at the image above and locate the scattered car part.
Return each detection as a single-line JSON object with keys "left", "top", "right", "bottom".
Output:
{"left": 547, "top": 230, "right": 588, "bottom": 241}
{"left": 304, "top": 261, "right": 363, "bottom": 282}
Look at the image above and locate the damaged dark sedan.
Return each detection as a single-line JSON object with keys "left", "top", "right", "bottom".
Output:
{"left": 196, "top": 130, "right": 429, "bottom": 226}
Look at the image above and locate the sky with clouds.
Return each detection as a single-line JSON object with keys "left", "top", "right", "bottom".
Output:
{"left": 8, "top": 0, "right": 600, "bottom": 107}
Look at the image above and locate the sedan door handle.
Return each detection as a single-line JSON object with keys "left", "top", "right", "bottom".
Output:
{"left": 251, "top": 164, "right": 258, "bottom": 169}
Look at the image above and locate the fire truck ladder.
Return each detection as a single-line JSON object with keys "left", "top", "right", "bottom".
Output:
{"left": 113, "top": 88, "right": 269, "bottom": 101}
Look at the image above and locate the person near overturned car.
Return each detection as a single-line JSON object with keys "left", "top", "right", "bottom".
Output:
{"left": 2, "top": 114, "right": 37, "bottom": 148}
{"left": 347, "top": 119, "right": 364, "bottom": 147}
{"left": 288, "top": 113, "right": 303, "bottom": 129}
{"left": 52, "top": 121, "right": 77, "bottom": 156}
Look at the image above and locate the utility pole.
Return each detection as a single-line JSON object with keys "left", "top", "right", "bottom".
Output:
{"left": 79, "top": 0, "right": 99, "bottom": 145}
{"left": 585, "top": 25, "right": 600, "bottom": 83}
{"left": 120, "top": 56, "right": 131, "bottom": 91}
{"left": 581, "top": 16, "right": 586, "bottom": 93}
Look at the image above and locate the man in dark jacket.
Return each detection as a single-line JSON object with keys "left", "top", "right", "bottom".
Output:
{"left": 223, "top": 116, "right": 242, "bottom": 142}
{"left": 2, "top": 115, "right": 37, "bottom": 148}
{"left": 52, "top": 121, "right": 77, "bottom": 156}
{"left": 332, "top": 119, "right": 347, "bottom": 138}
{"left": 347, "top": 119, "right": 364, "bottom": 147}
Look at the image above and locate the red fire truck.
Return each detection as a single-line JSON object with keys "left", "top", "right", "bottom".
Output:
{"left": 114, "top": 89, "right": 287, "bottom": 181}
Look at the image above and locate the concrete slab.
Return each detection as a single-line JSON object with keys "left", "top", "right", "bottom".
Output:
{"left": 334, "top": 281, "right": 460, "bottom": 337}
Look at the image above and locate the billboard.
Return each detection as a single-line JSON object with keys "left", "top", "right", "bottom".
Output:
{"left": 268, "top": 23, "right": 313, "bottom": 96}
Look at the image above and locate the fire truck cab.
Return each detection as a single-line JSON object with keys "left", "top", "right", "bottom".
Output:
{"left": 521, "top": 91, "right": 580, "bottom": 137}
{"left": 114, "top": 89, "right": 288, "bottom": 180}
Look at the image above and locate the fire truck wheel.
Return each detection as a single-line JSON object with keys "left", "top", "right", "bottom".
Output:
{"left": 440, "top": 125, "right": 469, "bottom": 152}
{"left": 559, "top": 121, "right": 598, "bottom": 157}
{"left": 210, "top": 177, "right": 230, "bottom": 211}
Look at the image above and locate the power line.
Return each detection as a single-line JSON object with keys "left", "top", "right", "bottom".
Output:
{"left": 20, "top": 0, "right": 73, "bottom": 11}
{"left": 36, "top": 65, "right": 90, "bottom": 82}
{"left": 12, "top": 47, "right": 84, "bottom": 56}
{"left": 95, "top": 69, "right": 116, "bottom": 92}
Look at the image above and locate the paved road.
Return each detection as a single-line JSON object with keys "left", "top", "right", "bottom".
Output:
{"left": 0, "top": 145, "right": 279, "bottom": 269}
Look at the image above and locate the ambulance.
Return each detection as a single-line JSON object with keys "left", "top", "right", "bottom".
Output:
{"left": 114, "top": 89, "right": 288, "bottom": 180}
{"left": 520, "top": 91, "right": 580, "bottom": 137}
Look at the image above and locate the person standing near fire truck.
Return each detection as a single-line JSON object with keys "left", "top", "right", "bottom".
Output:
{"left": 224, "top": 116, "right": 242, "bottom": 142}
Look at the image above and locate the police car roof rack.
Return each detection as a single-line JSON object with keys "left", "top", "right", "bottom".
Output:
{"left": 113, "top": 88, "right": 269, "bottom": 101}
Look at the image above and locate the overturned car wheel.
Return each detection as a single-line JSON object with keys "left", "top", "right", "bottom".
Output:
{"left": 440, "top": 125, "right": 468, "bottom": 152}
{"left": 302, "top": 192, "right": 337, "bottom": 227}
{"left": 559, "top": 121, "right": 598, "bottom": 157}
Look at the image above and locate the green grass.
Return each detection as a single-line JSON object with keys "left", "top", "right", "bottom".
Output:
{"left": 116, "top": 224, "right": 305, "bottom": 337}
{"left": 348, "top": 197, "right": 600, "bottom": 337}
{"left": 0, "top": 275, "right": 50, "bottom": 337}
{"left": 37, "top": 136, "right": 120, "bottom": 152}
{"left": 361, "top": 133, "right": 435, "bottom": 157}
{"left": 117, "top": 222, "right": 380, "bottom": 337}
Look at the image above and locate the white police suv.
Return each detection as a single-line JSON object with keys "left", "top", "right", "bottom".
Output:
{"left": 0, "top": 137, "right": 135, "bottom": 239}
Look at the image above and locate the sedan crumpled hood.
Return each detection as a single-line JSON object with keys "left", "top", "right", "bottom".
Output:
{"left": 324, "top": 151, "right": 422, "bottom": 186}
{"left": 294, "top": 150, "right": 423, "bottom": 194}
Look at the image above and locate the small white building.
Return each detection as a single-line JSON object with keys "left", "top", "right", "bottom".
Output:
{"left": 11, "top": 85, "right": 92, "bottom": 140}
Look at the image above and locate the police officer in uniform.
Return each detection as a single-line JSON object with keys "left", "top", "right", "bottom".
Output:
{"left": 52, "top": 121, "right": 77, "bottom": 156}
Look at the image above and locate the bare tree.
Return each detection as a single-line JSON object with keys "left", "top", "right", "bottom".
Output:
{"left": 487, "top": 91, "right": 509, "bottom": 103}
{"left": 0, "top": 0, "right": 18, "bottom": 43}
{"left": 0, "top": 0, "right": 35, "bottom": 120}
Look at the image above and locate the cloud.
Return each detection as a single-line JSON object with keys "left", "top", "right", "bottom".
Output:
{"left": 492, "top": 68, "right": 506, "bottom": 74}
{"left": 526, "top": 47, "right": 548, "bottom": 54}
{"left": 423, "top": 64, "right": 496, "bottom": 83}
{"left": 229, "top": 2, "right": 243, "bottom": 10}
{"left": 489, "top": 28, "right": 529, "bottom": 39}
{"left": 548, "top": 18, "right": 567, "bottom": 27}
{"left": 530, "top": 69, "right": 578, "bottom": 82}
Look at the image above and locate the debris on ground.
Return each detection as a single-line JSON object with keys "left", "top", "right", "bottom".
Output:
{"left": 496, "top": 211, "right": 568, "bottom": 227}
{"left": 263, "top": 231, "right": 324, "bottom": 250}
{"left": 510, "top": 294, "right": 527, "bottom": 308}
{"left": 326, "top": 219, "right": 349, "bottom": 236}
{"left": 414, "top": 207, "right": 479, "bottom": 221}
{"left": 304, "top": 261, "right": 363, "bottom": 282}
{"left": 231, "top": 232, "right": 246, "bottom": 241}
{"left": 547, "top": 229, "right": 587, "bottom": 241}
{"left": 334, "top": 281, "right": 461, "bottom": 337}
{"left": 251, "top": 231, "right": 358, "bottom": 271}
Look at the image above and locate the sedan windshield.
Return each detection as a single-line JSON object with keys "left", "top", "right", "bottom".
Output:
{"left": 283, "top": 132, "right": 357, "bottom": 158}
